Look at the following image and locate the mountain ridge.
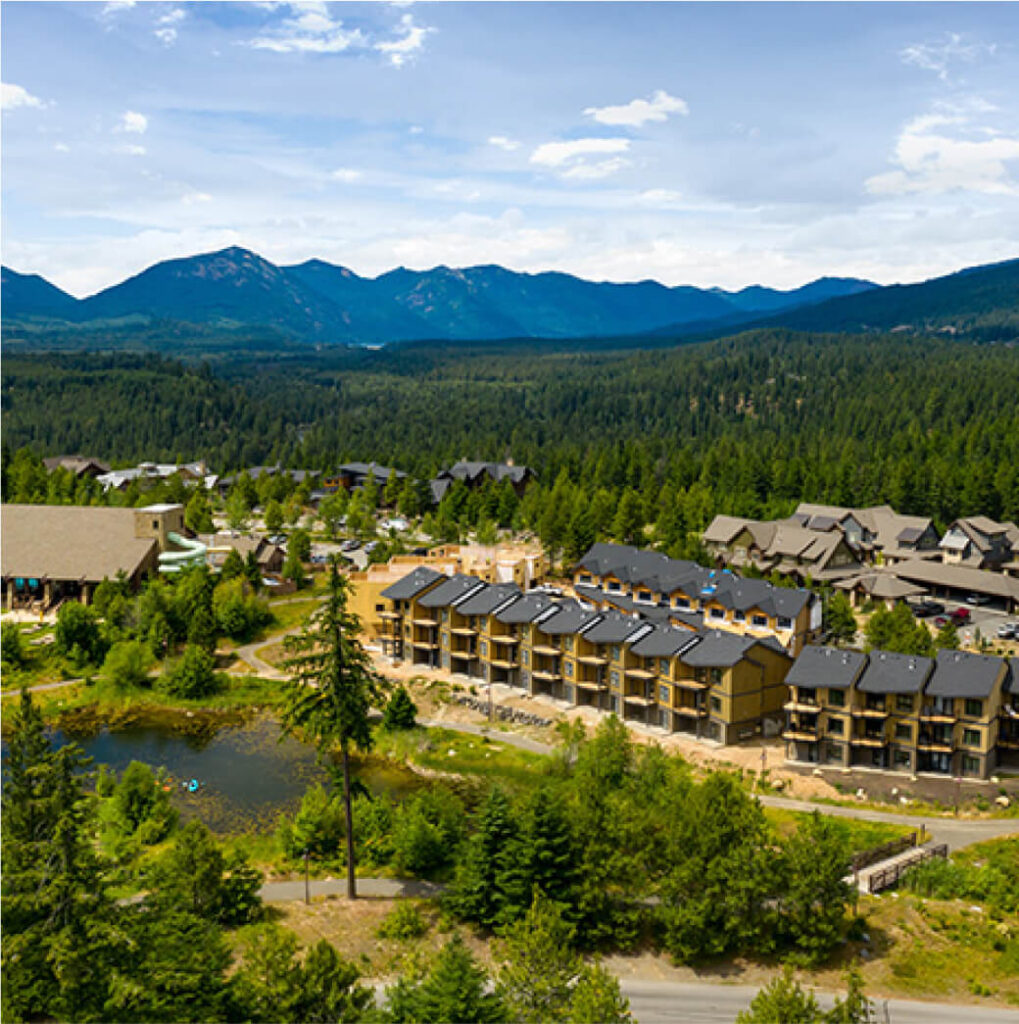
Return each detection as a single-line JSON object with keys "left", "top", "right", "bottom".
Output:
{"left": 1, "top": 246, "right": 878, "bottom": 344}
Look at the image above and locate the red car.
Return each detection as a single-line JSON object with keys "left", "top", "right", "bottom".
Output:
{"left": 950, "top": 607, "right": 971, "bottom": 624}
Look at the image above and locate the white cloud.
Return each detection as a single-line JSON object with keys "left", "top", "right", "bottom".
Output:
{"left": 118, "top": 144, "right": 147, "bottom": 156}
{"left": 117, "top": 110, "right": 148, "bottom": 134}
{"left": 488, "top": 135, "right": 521, "bottom": 152}
{"left": 375, "top": 13, "right": 434, "bottom": 67}
{"left": 331, "top": 167, "right": 363, "bottom": 183}
{"left": 248, "top": 3, "right": 366, "bottom": 54}
{"left": 53, "top": 142, "right": 70, "bottom": 153}
{"left": 900, "top": 33, "right": 996, "bottom": 81}
{"left": 2, "top": 82, "right": 45, "bottom": 111}
{"left": 560, "top": 157, "right": 630, "bottom": 180}
{"left": 409, "top": 125, "right": 424, "bottom": 135}
{"left": 181, "top": 192, "right": 212, "bottom": 205}
{"left": 101, "top": 0, "right": 135, "bottom": 15}
{"left": 158, "top": 8, "right": 185, "bottom": 24}
{"left": 637, "top": 188, "right": 685, "bottom": 206}
{"left": 584, "top": 89, "right": 688, "bottom": 127}
{"left": 530, "top": 138, "right": 631, "bottom": 180}
{"left": 155, "top": 28, "right": 178, "bottom": 45}
{"left": 866, "top": 106, "right": 1019, "bottom": 196}
{"left": 531, "top": 137, "right": 630, "bottom": 168}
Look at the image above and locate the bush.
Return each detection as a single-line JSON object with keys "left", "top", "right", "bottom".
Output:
{"left": 55, "top": 602, "right": 106, "bottom": 665}
{"left": 382, "top": 685, "right": 418, "bottom": 731}
{"left": 102, "top": 639, "right": 153, "bottom": 689}
{"left": 377, "top": 902, "right": 428, "bottom": 940}
{"left": 212, "top": 578, "right": 271, "bottom": 642}
{"left": 276, "top": 784, "right": 347, "bottom": 861}
{"left": 1, "top": 621, "right": 26, "bottom": 668}
{"left": 158, "top": 644, "right": 223, "bottom": 699}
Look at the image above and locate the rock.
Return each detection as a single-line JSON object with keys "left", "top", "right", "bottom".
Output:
{"left": 812, "top": 768, "right": 823, "bottom": 777}
{"left": 996, "top": 795, "right": 1010, "bottom": 808}
{"left": 900, "top": 796, "right": 909, "bottom": 805}
{"left": 447, "top": 749, "right": 456, "bottom": 757}
{"left": 891, "top": 787, "right": 899, "bottom": 796}
{"left": 186, "top": 711, "right": 195, "bottom": 718}
{"left": 856, "top": 788, "right": 866, "bottom": 799}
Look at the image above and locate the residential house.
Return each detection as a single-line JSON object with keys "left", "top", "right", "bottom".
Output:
{"left": 432, "top": 575, "right": 488, "bottom": 676}
{"left": 430, "top": 461, "right": 534, "bottom": 504}
{"left": 376, "top": 566, "right": 446, "bottom": 661}
{"left": 42, "top": 455, "right": 111, "bottom": 478}
{"left": 939, "top": 517, "right": 1019, "bottom": 571}
{"left": 782, "top": 646, "right": 867, "bottom": 766}
{"left": 793, "top": 503, "right": 940, "bottom": 565}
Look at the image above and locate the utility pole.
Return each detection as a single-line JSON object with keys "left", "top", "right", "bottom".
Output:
{"left": 303, "top": 849, "right": 310, "bottom": 905}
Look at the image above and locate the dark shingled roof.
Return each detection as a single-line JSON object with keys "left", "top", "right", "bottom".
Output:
{"left": 857, "top": 650, "right": 933, "bottom": 694}
{"left": 455, "top": 582, "right": 522, "bottom": 617}
{"left": 679, "top": 630, "right": 781, "bottom": 668}
{"left": 380, "top": 566, "right": 443, "bottom": 601}
{"left": 786, "top": 646, "right": 868, "bottom": 690}
{"left": 925, "top": 650, "right": 1005, "bottom": 700}
{"left": 537, "top": 601, "right": 602, "bottom": 636}
{"left": 582, "top": 610, "right": 651, "bottom": 645}
{"left": 494, "top": 591, "right": 557, "bottom": 624}
{"left": 418, "top": 574, "right": 485, "bottom": 609}
{"left": 1007, "top": 659, "right": 1018, "bottom": 695}
{"left": 629, "top": 625, "right": 699, "bottom": 659}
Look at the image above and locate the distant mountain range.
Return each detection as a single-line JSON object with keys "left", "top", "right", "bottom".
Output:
{"left": 2, "top": 248, "right": 1016, "bottom": 347}
{"left": 1, "top": 247, "right": 875, "bottom": 344}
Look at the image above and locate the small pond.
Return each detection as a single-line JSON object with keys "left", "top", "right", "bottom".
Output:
{"left": 9, "top": 715, "right": 424, "bottom": 834}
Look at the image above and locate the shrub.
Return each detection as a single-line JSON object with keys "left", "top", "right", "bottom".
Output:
{"left": 377, "top": 902, "right": 428, "bottom": 940}
{"left": 382, "top": 685, "right": 418, "bottom": 731}
{"left": 1, "top": 621, "right": 26, "bottom": 668}
{"left": 55, "top": 602, "right": 106, "bottom": 665}
{"left": 102, "top": 639, "right": 153, "bottom": 689}
{"left": 276, "top": 784, "right": 346, "bottom": 861}
{"left": 158, "top": 644, "right": 222, "bottom": 699}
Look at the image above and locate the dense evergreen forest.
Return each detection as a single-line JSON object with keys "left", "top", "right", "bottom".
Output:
{"left": 3, "top": 330, "right": 1018, "bottom": 530}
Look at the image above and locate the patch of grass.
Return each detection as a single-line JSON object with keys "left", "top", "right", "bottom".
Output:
{"left": 763, "top": 807, "right": 914, "bottom": 856}
{"left": 259, "top": 598, "right": 323, "bottom": 637}
{"left": 372, "top": 724, "right": 549, "bottom": 791}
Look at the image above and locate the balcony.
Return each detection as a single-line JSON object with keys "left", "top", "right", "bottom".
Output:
{"left": 577, "top": 654, "right": 608, "bottom": 666}
{"left": 532, "top": 669, "right": 562, "bottom": 682}
{"left": 450, "top": 649, "right": 478, "bottom": 661}
{"left": 532, "top": 644, "right": 562, "bottom": 657}
{"left": 784, "top": 699, "right": 820, "bottom": 713}
{"left": 623, "top": 693, "right": 655, "bottom": 707}
{"left": 850, "top": 735, "right": 887, "bottom": 748}
{"left": 917, "top": 735, "right": 953, "bottom": 753}
{"left": 411, "top": 617, "right": 439, "bottom": 628}
{"left": 851, "top": 706, "right": 889, "bottom": 720}
{"left": 451, "top": 626, "right": 477, "bottom": 637}
{"left": 674, "top": 677, "right": 709, "bottom": 691}
{"left": 489, "top": 657, "right": 519, "bottom": 670}
{"left": 378, "top": 610, "right": 401, "bottom": 621}
{"left": 624, "top": 667, "right": 656, "bottom": 680}
{"left": 674, "top": 705, "right": 708, "bottom": 718}
{"left": 920, "top": 706, "right": 956, "bottom": 723}
{"left": 490, "top": 634, "right": 520, "bottom": 645}
{"left": 575, "top": 679, "right": 608, "bottom": 692}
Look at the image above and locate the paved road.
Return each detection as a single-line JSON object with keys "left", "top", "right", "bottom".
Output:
{"left": 757, "top": 794, "right": 1019, "bottom": 851}
{"left": 618, "top": 978, "right": 1019, "bottom": 1024}
{"left": 260, "top": 876, "right": 442, "bottom": 901}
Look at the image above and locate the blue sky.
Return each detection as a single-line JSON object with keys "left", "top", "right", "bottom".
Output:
{"left": 2, "top": 2, "right": 1018, "bottom": 296}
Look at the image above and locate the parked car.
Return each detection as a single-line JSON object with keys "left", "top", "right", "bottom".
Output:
{"left": 950, "top": 607, "right": 972, "bottom": 624}
{"left": 363, "top": 541, "right": 380, "bottom": 554}
{"left": 340, "top": 539, "right": 361, "bottom": 552}
{"left": 966, "top": 593, "right": 992, "bottom": 606}
{"left": 997, "top": 622, "right": 1017, "bottom": 640}
{"left": 267, "top": 534, "right": 287, "bottom": 545}
{"left": 913, "top": 599, "right": 945, "bottom": 618}
{"left": 933, "top": 616, "right": 949, "bottom": 629}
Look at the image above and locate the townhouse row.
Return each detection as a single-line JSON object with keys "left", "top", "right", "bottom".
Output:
{"left": 375, "top": 566, "right": 793, "bottom": 744}
{"left": 783, "top": 645, "right": 1019, "bottom": 779}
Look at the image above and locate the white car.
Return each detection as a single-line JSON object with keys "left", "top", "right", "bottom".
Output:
{"left": 997, "top": 622, "right": 1017, "bottom": 640}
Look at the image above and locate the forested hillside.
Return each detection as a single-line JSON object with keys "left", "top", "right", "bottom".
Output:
{"left": 3, "top": 331, "right": 1018, "bottom": 531}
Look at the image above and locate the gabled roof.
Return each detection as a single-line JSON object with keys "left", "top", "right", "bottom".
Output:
{"left": 786, "top": 645, "right": 867, "bottom": 690}
{"left": 893, "top": 559, "right": 1019, "bottom": 601}
{"left": 679, "top": 629, "right": 790, "bottom": 668}
{"left": 536, "top": 600, "right": 601, "bottom": 636}
{"left": 380, "top": 566, "right": 444, "bottom": 601}
{"left": 455, "top": 582, "right": 521, "bottom": 616}
{"left": 418, "top": 574, "right": 485, "bottom": 609}
{"left": 857, "top": 650, "right": 933, "bottom": 694}
{"left": 702, "top": 515, "right": 755, "bottom": 545}
{"left": 582, "top": 610, "right": 650, "bottom": 644}
{"left": 629, "top": 625, "right": 699, "bottom": 658}
{"left": 494, "top": 591, "right": 556, "bottom": 624}
{"left": 925, "top": 650, "right": 1005, "bottom": 700}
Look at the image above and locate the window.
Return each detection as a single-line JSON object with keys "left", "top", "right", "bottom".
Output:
{"left": 710, "top": 667, "right": 723, "bottom": 686}
{"left": 579, "top": 574, "right": 592, "bottom": 584}
{"left": 710, "top": 695, "right": 722, "bottom": 713}
{"left": 564, "top": 685, "right": 574, "bottom": 703}
{"left": 563, "top": 636, "right": 573, "bottom": 651}
{"left": 674, "top": 596, "right": 691, "bottom": 610}
{"left": 895, "top": 723, "right": 911, "bottom": 741}
{"left": 564, "top": 661, "right": 574, "bottom": 677}
{"left": 826, "top": 742, "right": 842, "bottom": 762}
{"left": 896, "top": 694, "right": 913, "bottom": 713}
{"left": 659, "top": 684, "right": 671, "bottom": 705}
{"left": 777, "top": 616, "right": 792, "bottom": 630}
{"left": 963, "top": 728, "right": 980, "bottom": 747}
{"left": 521, "top": 649, "right": 529, "bottom": 665}
{"left": 733, "top": 610, "right": 746, "bottom": 623}
{"left": 964, "top": 699, "right": 983, "bottom": 718}
{"left": 659, "top": 658, "right": 670, "bottom": 677}
{"left": 152, "top": 519, "right": 159, "bottom": 529}
{"left": 827, "top": 718, "right": 844, "bottom": 736}
{"left": 637, "top": 590, "right": 652, "bottom": 602}
{"left": 828, "top": 689, "right": 845, "bottom": 707}
{"left": 610, "top": 670, "right": 620, "bottom": 687}
{"left": 611, "top": 645, "right": 621, "bottom": 661}
{"left": 610, "top": 696, "right": 619, "bottom": 714}
{"left": 375, "top": 603, "right": 385, "bottom": 612}
{"left": 441, "top": 633, "right": 448, "bottom": 647}
{"left": 480, "top": 641, "right": 488, "bottom": 657}
{"left": 709, "top": 607, "right": 725, "bottom": 620}
{"left": 752, "top": 615, "right": 768, "bottom": 628}
{"left": 607, "top": 580, "right": 621, "bottom": 592}
{"left": 894, "top": 750, "right": 911, "bottom": 767}
{"left": 962, "top": 755, "right": 980, "bottom": 776}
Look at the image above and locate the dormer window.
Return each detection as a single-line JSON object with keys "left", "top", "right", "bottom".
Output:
{"left": 751, "top": 614, "right": 768, "bottom": 628}
{"left": 673, "top": 596, "right": 691, "bottom": 610}
{"left": 709, "top": 607, "right": 725, "bottom": 620}
{"left": 607, "top": 580, "right": 621, "bottom": 593}
{"left": 777, "top": 616, "right": 792, "bottom": 630}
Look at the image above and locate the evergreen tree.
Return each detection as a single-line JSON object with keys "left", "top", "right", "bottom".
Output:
{"left": 736, "top": 967, "right": 823, "bottom": 1024}
{"left": 385, "top": 935, "right": 506, "bottom": 1024}
{"left": 282, "top": 562, "right": 377, "bottom": 899}
{"left": 184, "top": 489, "right": 214, "bottom": 534}
{"left": 447, "top": 787, "right": 519, "bottom": 929}
{"left": 381, "top": 685, "right": 418, "bottom": 731}
{"left": 220, "top": 546, "right": 246, "bottom": 582}
{"left": 568, "top": 964, "right": 634, "bottom": 1024}
{"left": 612, "top": 488, "right": 645, "bottom": 546}
{"left": 824, "top": 592, "right": 859, "bottom": 647}
{"left": 264, "top": 499, "right": 285, "bottom": 535}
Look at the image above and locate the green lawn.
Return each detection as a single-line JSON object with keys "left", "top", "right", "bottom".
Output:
{"left": 763, "top": 806, "right": 915, "bottom": 856}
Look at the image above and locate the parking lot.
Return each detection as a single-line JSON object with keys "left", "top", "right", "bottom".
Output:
{"left": 914, "top": 598, "right": 1018, "bottom": 648}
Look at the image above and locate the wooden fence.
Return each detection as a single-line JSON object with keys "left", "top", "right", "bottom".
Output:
{"left": 850, "top": 831, "right": 919, "bottom": 873}
{"left": 866, "top": 843, "right": 948, "bottom": 894}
